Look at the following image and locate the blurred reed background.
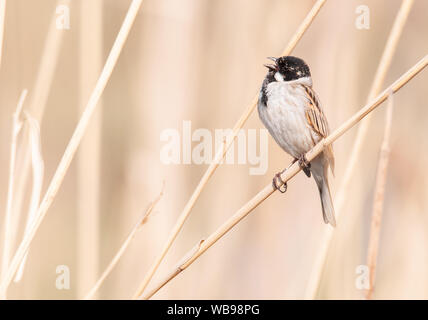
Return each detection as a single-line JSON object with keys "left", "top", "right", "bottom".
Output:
{"left": 0, "top": 0, "right": 427, "bottom": 299}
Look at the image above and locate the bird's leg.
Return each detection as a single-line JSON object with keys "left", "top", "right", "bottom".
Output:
{"left": 297, "top": 154, "right": 311, "bottom": 178}
{"left": 272, "top": 156, "right": 306, "bottom": 193}
{"left": 272, "top": 171, "right": 287, "bottom": 193}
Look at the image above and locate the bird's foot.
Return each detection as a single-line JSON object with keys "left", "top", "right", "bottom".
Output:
{"left": 297, "top": 155, "right": 311, "bottom": 178}
{"left": 272, "top": 171, "right": 287, "bottom": 193}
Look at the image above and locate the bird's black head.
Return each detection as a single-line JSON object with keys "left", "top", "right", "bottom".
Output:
{"left": 264, "top": 56, "right": 311, "bottom": 82}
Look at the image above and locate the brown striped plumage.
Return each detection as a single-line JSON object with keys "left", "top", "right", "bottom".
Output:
{"left": 303, "top": 85, "right": 335, "bottom": 175}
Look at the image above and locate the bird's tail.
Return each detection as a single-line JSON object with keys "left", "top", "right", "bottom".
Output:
{"left": 311, "top": 154, "right": 336, "bottom": 227}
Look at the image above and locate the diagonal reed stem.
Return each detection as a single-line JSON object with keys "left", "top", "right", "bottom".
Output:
{"left": 365, "top": 92, "right": 394, "bottom": 300}
{"left": 13, "top": 111, "right": 45, "bottom": 284}
{"left": 140, "top": 55, "right": 428, "bottom": 299}
{"left": 304, "top": 0, "right": 414, "bottom": 299}
{"left": 10, "top": 1, "right": 72, "bottom": 243}
{"left": 0, "top": 0, "right": 144, "bottom": 297}
{"left": 84, "top": 186, "right": 164, "bottom": 300}
{"left": 132, "top": 0, "right": 327, "bottom": 299}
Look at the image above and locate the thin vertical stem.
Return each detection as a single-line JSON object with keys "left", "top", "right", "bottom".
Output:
{"left": 11, "top": 0, "right": 72, "bottom": 249}
{"left": 77, "top": 0, "right": 103, "bottom": 299}
{"left": 13, "top": 112, "right": 45, "bottom": 283}
{"left": 365, "top": 92, "right": 394, "bottom": 300}
{"left": 1, "top": 90, "right": 28, "bottom": 287}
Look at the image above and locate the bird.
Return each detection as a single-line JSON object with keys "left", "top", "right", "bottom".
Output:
{"left": 257, "top": 56, "right": 336, "bottom": 226}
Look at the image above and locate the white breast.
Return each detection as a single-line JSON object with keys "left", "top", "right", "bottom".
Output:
{"left": 258, "top": 80, "right": 318, "bottom": 159}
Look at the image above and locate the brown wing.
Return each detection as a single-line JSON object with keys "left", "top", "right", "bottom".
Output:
{"left": 303, "top": 85, "right": 335, "bottom": 175}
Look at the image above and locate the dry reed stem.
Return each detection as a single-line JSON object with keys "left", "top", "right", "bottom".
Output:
{"left": 133, "top": 0, "right": 327, "bottom": 299}
{"left": 11, "top": 0, "right": 72, "bottom": 251}
{"left": 14, "top": 112, "right": 44, "bottom": 283}
{"left": 365, "top": 92, "right": 394, "bottom": 300}
{"left": 2, "top": 0, "right": 71, "bottom": 295}
{"left": 0, "top": 0, "right": 144, "bottom": 296}
{"left": 84, "top": 185, "right": 164, "bottom": 300}
{"left": 304, "top": 0, "right": 414, "bottom": 299}
{"left": 1, "top": 89, "right": 28, "bottom": 286}
{"left": 77, "top": 0, "right": 103, "bottom": 299}
{"left": 140, "top": 56, "right": 428, "bottom": 300}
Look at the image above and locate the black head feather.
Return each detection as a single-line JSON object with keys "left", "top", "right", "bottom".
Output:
{"left": 264, "top": 56, "right": 311, "bottom": 82}
{"left": 260, "top": 56, "right": 311, "bottom": 106}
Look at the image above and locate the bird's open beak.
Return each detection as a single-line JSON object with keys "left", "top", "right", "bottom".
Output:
{"left": 264, "top": 57, "right": 278, "bottom": 71}
{"left": 263, "top": 64, "right": 277, "bottom": 71}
